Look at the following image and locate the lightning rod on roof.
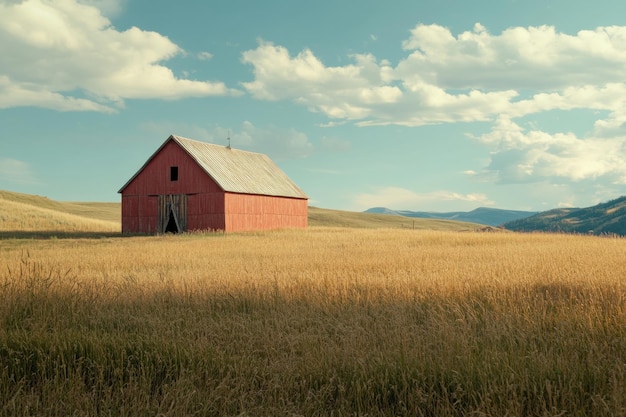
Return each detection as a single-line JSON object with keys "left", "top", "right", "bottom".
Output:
{"left": 226, "top": 129, "right": 231, "bottom": 149}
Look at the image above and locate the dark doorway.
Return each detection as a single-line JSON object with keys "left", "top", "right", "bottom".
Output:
{"left": 165, "top": 208, "right": 179, "bottom": 233}
{"left": 158, "top": 194, "right": 187, "bottom": 234}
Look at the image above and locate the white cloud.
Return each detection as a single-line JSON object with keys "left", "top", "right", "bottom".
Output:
{"left": 242, "top": 41, "right": 401, "bottom": 120}
{"left": 241, "top": 39, "right": 515, "bottom": 126}
{"left": 354, "top": 186, "right": 493, "bottom": 211}
{"left": 241, "top": 23, "right": 626, "bottom": 203}
{"left": 477, "top": 116, "right": 626, "bottom": 184}
{"left": 507, "top": 83, "right": 626, "bottom": 119}
{"left": 398, "top": 23, "right": 626, "bottom": 91}
{"left": 0, "top": 75, "right": 114, "bottom": 111}
{"left": 77, "top": 0, "right": 125, "bottom": 17}
{"left": 241, "top": 24, "right": 626, "bottom": 126}
{"left": 0, "top": 0, "right": 238, "bottom": 112}
{"left": 0, "top": 158, "right": 39, "bottom": 185}
{"left": 197, "top": 51, "right": 214, "bottom": 61}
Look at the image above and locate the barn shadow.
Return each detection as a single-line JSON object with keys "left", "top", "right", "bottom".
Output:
{"left": 0, "top": 231, "right": 126, "bottom": 240}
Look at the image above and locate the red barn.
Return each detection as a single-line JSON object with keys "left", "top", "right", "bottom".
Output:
{"left": 118, "top": 135, "right": 308, "bottom": 233}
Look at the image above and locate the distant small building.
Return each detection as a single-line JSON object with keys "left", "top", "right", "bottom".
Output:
{"left": 118, "top": 135, "right": 308, "bottom": 233}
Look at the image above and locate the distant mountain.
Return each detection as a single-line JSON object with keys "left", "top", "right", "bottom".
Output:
{"left": 364, "top": 207, "right": 537, "bottom": 227}
{"left": 503, "top": 196, "right": 626, "bottom": 235}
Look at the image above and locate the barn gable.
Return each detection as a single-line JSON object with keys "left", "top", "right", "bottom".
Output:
{"left": 118, "top": 135, "right": 308, "bottom": 233}
{"left": 119, "top": 135, "right": 308, "bottom": 199}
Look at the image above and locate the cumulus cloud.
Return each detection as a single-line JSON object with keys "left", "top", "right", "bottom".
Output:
{"left": 0, "top": 75, "right": 114, "bottom": 112}
{"left": 398, "top": 23, "right": 626, "bottom": 91}
{"left": 242, "top": 41, "right": 401, "bottom": 120}
{"left": 354, "top": 186, "right": 493, "bottom": 211}
{"left": 241, "top": 23, "right": 626, "bottom": 188}
{"left": 241, "top": 24, "right": 626, "bottom": 127}
{"left": 478, "top": 116, "right": 626, "bottom": 184}
{"left": 0, "top": 0, "right": 238, "bottom": 112}
{"left": 77, "top": 0, "right": 125, "bottom": 17}
{"left": 241, "top": 40, "right": 518, "bottom": 126}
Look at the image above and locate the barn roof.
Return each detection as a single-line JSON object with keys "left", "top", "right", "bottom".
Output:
{"left": 118, "top": 135, "right": 308, "bottom": 199}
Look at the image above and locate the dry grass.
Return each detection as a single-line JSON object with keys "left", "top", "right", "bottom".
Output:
{"left": 0, "top": 193, "right": 119, "bottom": 236}
{"left": 0, "top": 190, "right": 120, "bottom": 222}
{"left": 307, "top": 206, "right": 485, "bottom": 231}
{"left": 1, "top": 228, "right": 626, "bottom": 416}
{"left": 1, "top": 189, "right": 483, "bottom": 234}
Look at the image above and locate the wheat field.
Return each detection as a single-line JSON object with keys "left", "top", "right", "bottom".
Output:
{"left": 1, "top": 227, "right": 626, "bottom": 416}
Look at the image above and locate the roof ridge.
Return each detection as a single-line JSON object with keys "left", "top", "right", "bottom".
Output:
{"left": 120, "top": 135, "right": 308, "bottom": 199}
{"left": 171, "top": 134, "right": 261, "bottom": 156}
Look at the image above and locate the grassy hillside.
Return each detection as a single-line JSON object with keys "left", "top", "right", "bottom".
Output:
{"left": 308, "top": 206, "right": 485, "bottom": 230}
{"left": 0, "top": 190, "right": 119, "bottom": 235}
{"left": 0, "top": 190, "right": 120, "bottom": 222}
{"left": 365, "top": 206, "right": 536, "bottom": 226}
{"left": 0, "top": 190, "right": 485, "bottom": 232}
{"left": 504, "top": 196, "right": 626, "bottom": 235}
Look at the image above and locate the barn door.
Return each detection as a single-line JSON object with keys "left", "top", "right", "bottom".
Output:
{"left": 158, "top": 194, "right": 188, "bottom": 233}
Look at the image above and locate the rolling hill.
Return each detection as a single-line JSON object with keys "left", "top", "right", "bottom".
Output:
{"left": 308, "top": 206, "right": 485, "bottom": 231}
{"left": 8, "top": 189, "right": 625, "bottom": 235}
{"left": 365, "top": 206, "right": 536, "bottom": 226}
{"left": 0, "top": 190, "right": 121, "bottom": 222}
{"left": 0, "top": 190, "right": 120, "bottom": 236}
{"left": 0, "top": 190, "right": 486, "bottom": 234}
{"left": 503, "top": 196, "right": 626, "bottom": 235}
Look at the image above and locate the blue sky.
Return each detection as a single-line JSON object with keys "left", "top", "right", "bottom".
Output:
{"left": 3, "top": 0, "right": 626, "bottom": 212}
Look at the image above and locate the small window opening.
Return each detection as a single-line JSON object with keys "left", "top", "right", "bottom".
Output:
{"left": 170, "top": 166, "right": 178, "bottom": 181}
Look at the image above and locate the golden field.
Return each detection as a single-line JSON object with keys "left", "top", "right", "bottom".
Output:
{"left": 1, "top": 191, "right": 626, "bottom": 416}
{"left": 0, "top": 190, "right": 120, "bottom": 238}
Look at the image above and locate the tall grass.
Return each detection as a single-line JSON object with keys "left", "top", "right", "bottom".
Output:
{"left": 1, "top": 228, "right": 626, "bottom": 416}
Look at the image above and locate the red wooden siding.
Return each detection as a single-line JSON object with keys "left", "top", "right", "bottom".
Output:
{"left": 121, "top": 141, "right": 226, "bottom": 233}
{"left": 224, "top": 193, "right": 308, "bottom": 232}
{"left": 121, "top": 195, "right": 159, "bottom": 233}
{"left": 187, "top": 193, "right": 226, "bottom": 231}
{"left": 120, "top": 138, "right": 308, "bottom": 233}
{"left": 122, "top": 141, "right": 222, "bottom": 196}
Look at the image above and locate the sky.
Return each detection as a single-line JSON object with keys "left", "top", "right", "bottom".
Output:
{"left": 3, "top": 0, "right": 626, "bottom": 212}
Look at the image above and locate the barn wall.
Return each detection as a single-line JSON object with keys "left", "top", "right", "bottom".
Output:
{"left": 121, "top": 141, "right": 226, "bottom": 233}
{"left": 122, "top": 141, "right": 222, "bottom": 196}
{"left": 121, "top": 195, "right": 158, "bottom": 233}
{"left": 187, "top": 193, "right": 226, "bottom": 231}
{"left": 224, "top": 193, "right": 308, "bottom": 232}
{"left": 121, "top": 139, "right": 308, "bottom": 234}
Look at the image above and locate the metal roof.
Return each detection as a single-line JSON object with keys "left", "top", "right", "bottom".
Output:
{"left": 119, "top": 135, "right": 308, "bottom": 199}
